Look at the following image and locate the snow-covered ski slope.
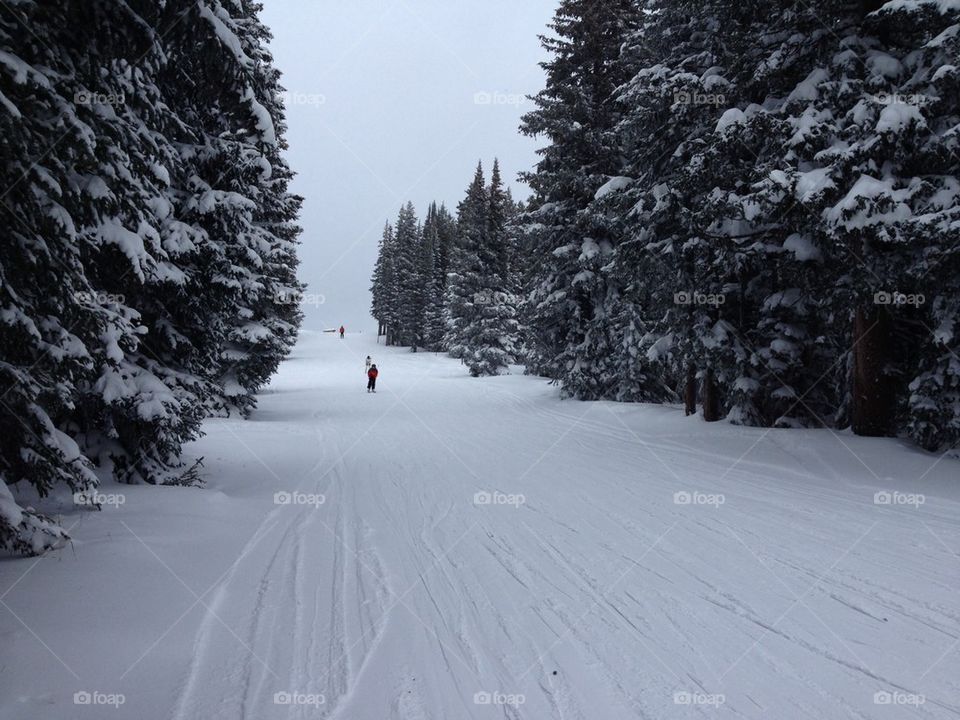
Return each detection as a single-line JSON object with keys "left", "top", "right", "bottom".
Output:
{"left": 1, "top": 331, "right": 958, "bottom": 719}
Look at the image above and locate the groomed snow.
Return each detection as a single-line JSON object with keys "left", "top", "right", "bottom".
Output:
{"left": 1, "top": 331, "right": 958, "bottom": 719}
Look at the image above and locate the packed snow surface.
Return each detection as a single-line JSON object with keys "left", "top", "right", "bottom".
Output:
{"left": 1, "top": 331, "right": 958, "bottom": 719}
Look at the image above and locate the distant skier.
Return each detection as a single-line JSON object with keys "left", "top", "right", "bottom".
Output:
{"left": 339, "top": 325, "right": 345, "bottom": 339}
{"left": 367, "top": 364, "right": 378, "bottom": 393}
{"left": 365, "top": 355, "right": 372, "bottom": 373}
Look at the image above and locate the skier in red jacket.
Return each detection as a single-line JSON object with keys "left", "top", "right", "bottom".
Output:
{"left": 339, "top": 325, "right": 345, "bottom": 339}
{"left": 366, "top": 364, "right": 378, "bottom": 393}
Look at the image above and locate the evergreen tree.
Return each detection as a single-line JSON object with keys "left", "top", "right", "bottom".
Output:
{"left": 369, "top": 200, "right": 457, "bottom": 351}
{"left": 433, "top": 203, "right": 457, "bottom": 295}
{"left": 445, "top": 162, "right": 489, "bottom": 360}
{"left": 895, "top": 2, "right": 960, "bottom": 450}
{"left": 0, "top": 0, "right": 303, "bottom": 553}
{"left": 218, "top": 1, "right": 305, "bottom": 416}
{"left": 437, "top": 160, "right": 521, "bottom": 375}
{"left": 419, "top": 204, "right": 447, "bottom": 350}
{"left": 519, "top": 0, "right": 642, "bottom": 396}
{"left": 461, "top": 159, "right": 520, "bottom": 375}
{"left": 370, "top": 222, "right": 397, "bottom": 340}
{"left": 0, "top": 1, "right": 102, "bottom": 553}
{"left": 391, "top": 202, "right": 420, "bottom": 347}
{"left": 597, "top": 0, "right": 959, "bottom": 438}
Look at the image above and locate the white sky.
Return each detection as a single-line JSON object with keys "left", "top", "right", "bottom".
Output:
{"left": 259, "top": 0, "right": 556, "bottom": 332}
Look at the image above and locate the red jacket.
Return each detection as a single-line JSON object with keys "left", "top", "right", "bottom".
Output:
{"left": 368, "top": 368, "right": 378, "bottom": 379}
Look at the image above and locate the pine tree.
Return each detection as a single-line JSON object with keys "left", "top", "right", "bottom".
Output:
{"left": 0, "top": 0, "right": 303, "bottom": 553}
{"left": 461, "top": 159, "right": 520, "bottom": 375}
{"left": 854, "top": 1, "right": 959, "bottom": 446}
{"left": 0, "top": 1, "right": 102, "bottom": 553}
{"left": 158, "top": 0, "right": 304, "bottom": 419}
{"left": 519, "top": 0, "right": 642, "bottom": 395}
{"left": 370, "top": 222, "right": 397, "bottom": 340}
{"left": 433, "top": 204, "right": 457, "bottom": 291}
{"left": 686, "top": 0, "right": 960, "bottom": 438}
{"left": 445, "top": 162, "right": 489, "bottom": 360}
{"left": 391, "top": 202, "right": 420, "bottom": 347}
{"left": 220, "top": 1, "right": 305, "bottom": 416}
{"left": 419, "top": 204, "right": 447, "bottom": 350}
{"left": 602, "top": 0, "right": 959, "bottom": 440}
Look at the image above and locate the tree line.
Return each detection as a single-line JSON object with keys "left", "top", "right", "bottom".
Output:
{"left": 373, "top": 0, "right": 959, "bottom": 454}
{"left": 1, "top": 1, "right": 302, "bottom": 554}
{"left": 370, "top": 160, "right": 525, "bottom": 376}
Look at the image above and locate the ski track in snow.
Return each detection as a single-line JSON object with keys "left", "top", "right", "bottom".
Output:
{"left": 1, "top": 331, "right": 959, "bottom": 719}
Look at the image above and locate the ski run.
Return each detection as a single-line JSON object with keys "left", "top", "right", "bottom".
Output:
{"left": 1, "top": 331, "right": 958, "bottom": 719}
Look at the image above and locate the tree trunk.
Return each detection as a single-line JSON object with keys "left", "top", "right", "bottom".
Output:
{"left": 852, "top": 304, "right": 894, "bottom": 436}
{"left": 684, "top": 363, "right": 696, "bottom": 416}
{"left": 703, "top": 367, "right": 721, "bottom": 422}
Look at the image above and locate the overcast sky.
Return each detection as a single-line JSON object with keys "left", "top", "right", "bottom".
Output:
{"left": 259, "top": 0, "right": 556, "bottom": 332}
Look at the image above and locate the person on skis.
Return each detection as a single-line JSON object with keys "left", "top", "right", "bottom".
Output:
{"left": 366, "top": 364, "right": 378, "bottom": 393}
{"left": 365, "top": 355, "right": 372, "bottom": 372}
{"left": 339, "top": 325, "right": 345, "bottom": 339}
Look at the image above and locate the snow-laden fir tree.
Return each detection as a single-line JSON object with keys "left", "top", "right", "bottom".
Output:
{"left": 445, "top": 163, "right": 490, "bottom": 360}
{"left": 367, "top": 169, "right": 526, "bottom": 365}
{"left": 0, "top": 0, "right": 303, "bottom": 554}
{"left": 518, "top": 0, "right": 642, "bottom": 396}
{"left": 418, "top": 204, "right": 447, "bottom": 350}
{"left": 216, "top": 0, "right": 305, "bottom": 416}
{"left": 607, "top": 0, "right": 839, "bottom": 422}
{"left": 0, "top": 1, "right": 102, "bottom": 554}
{"left": 391, "top": 202, "right": 421, "bottom": 348}
{"left": 162, "top": 0, "right": 304, "bottom": 419}
{"left": 455, "top": 160, "right": 520, "bottom": 376}
{"left": 519, "top": 0, "right": 959, "bottom": 447}
{"left": 370, "top": 222, "right": 398, "bottom": 341}
{"left": 681, "top": 0, "right": 960, "bottom": 438}
{"left": 371, "top": 201, "right": 463, "bottom": 351}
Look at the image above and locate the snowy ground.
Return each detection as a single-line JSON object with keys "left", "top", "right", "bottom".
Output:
{"left": 1, "top": 331, "right": 959, "bottom": 719}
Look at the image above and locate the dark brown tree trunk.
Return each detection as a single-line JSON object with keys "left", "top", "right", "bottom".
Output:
{"left": 851, "top": 304, "right": 894, "bottom": 436}
{"left": 684, "top": 363, "right": 697, "bottom": 416}
{"left": 703, "top": 367, "right": 721, "bottom": 422}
